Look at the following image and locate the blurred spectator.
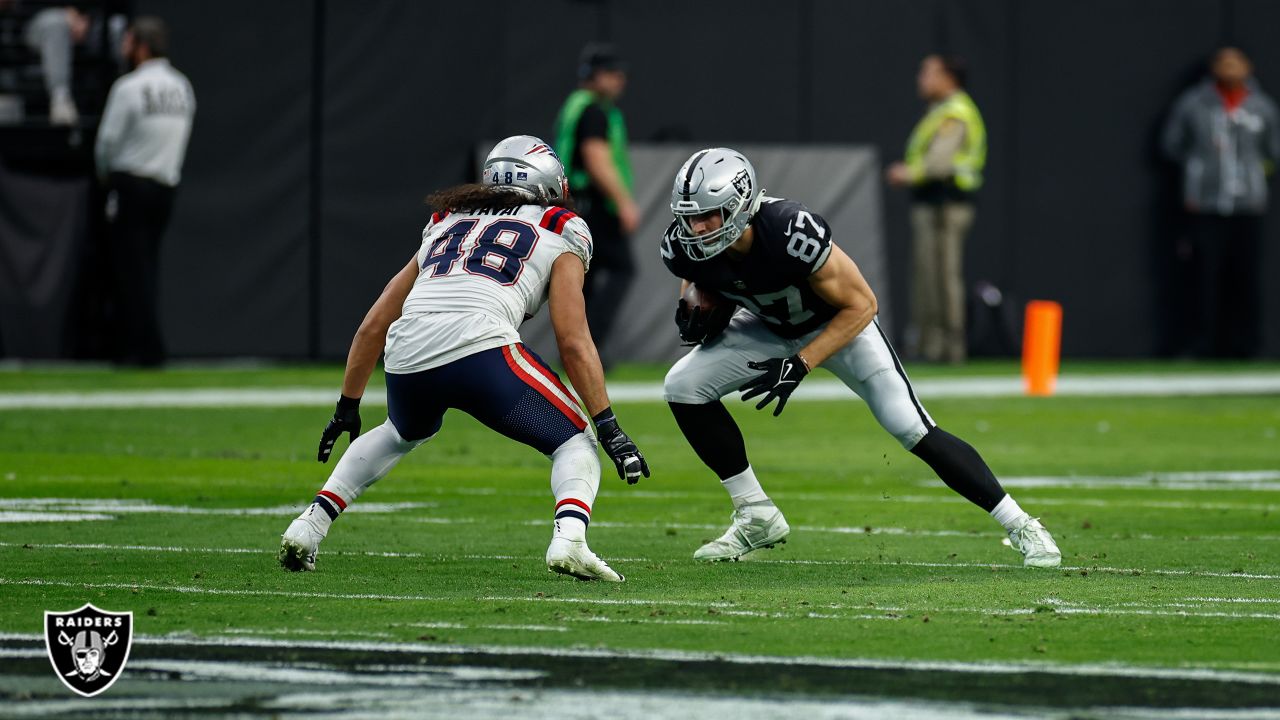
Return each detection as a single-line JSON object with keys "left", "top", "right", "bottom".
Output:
{"left": 24, "top": 5, "right": 90, "bottom": 124}
{"left": 887, "top": 55, "right": 986, "bottom": 364}
{"left": 1161, "top": 47, "right": 1279, "bottom": 359}
{"left": 94, "top": 16, "right": 195, "bottom": 367}
{"left": 552, "top": 43, "right": 638, "bottom": 358}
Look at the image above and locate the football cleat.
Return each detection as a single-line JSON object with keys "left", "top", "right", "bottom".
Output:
{"left": 1007, "top": 516, "right": 1062, "bottom": 568}
{"left": 279, "top": 516, "right": 325, "bottom": 572}
{"left": 546, "top": 537, "right": 624, "bottom": 582}
{"left": 693, "top": 502, "right": 790, "bottom": 562}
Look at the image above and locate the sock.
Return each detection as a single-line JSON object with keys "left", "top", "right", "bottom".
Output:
{"left": 910, "top": 426, "right": 1007, "bottom": 512}
{"left": 669, "top": 401, "right": 750, "bottom": 479}
{"left": 297, "top": 419, "right": 427, "bottom": 532}
{"left": 990, "top": 494, "right": 1031, "bottom": 532}
{"left": 550, "top": 433, "right": 600, "bottom": 542}
{"left": 301, "top": 490, "right": 346, "bottom": 536}
{"left": 721, "top": 465, "right": 770, "bottom": 508}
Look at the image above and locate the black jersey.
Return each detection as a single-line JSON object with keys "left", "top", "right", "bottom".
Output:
{"left": 661, "top": 197, "right": 837, "bottom": 339}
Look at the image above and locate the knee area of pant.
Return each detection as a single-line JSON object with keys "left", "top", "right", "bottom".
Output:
{"left": 552, "top": 433, "right": 600, "bottom": 470}
{"left": 380, "top": 419, "right": 429, "bottom": 451}
{"left": 663, "top": 366, "right": 717, "bottom": 404}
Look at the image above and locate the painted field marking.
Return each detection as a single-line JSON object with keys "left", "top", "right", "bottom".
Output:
{"left": 934, "top": 470, "right": 1280, "bottom": 492}
{"left": 220, "top": 627, "right": 394, "bottom": 638}
{"left": 406, "top": 622, "right": 568, "bottom": 633}
{"left": 4, "top": 371, "right": 1280, "bottom": 409}
{"left": 4, "top": 576, "right": 1277, "bottom": 624}
{"left": 2, "top": 632, "right": 1278, "bottom": 686}
{"left": 2, "top": 498, "right": 432, "bottom": 515}
{"left": 4, "top": 543, "right": 1278, "bottom": 580}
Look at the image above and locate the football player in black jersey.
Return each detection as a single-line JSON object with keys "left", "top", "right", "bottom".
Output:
{"left": 660, "top": 147, "right": 1061, "bottom": 567}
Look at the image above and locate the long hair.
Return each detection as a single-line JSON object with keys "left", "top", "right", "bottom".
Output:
{"left": 425, "top": 184, "right": 576, "bottom": 213}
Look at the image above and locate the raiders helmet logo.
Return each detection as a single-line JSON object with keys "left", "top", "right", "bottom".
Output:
{"left": 44, "top": 604, "right": 133, "bottom": 697}
{"left": 731, "top": 169, "right": 752, "bottom": 198}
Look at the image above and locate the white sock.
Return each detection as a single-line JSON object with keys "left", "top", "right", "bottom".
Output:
{"left": 990, "top": 494, "right": 1030, "bottom": 532}
{"left": 550, "top": 433, "right": 600, "bottom": 542}
{"left": 300, "top": 420, "right": 427, "bottom": 531}
{"left": 721, "top": 465, "right": 770, "bottom": 508}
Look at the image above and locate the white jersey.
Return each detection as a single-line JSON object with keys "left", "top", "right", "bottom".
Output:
{"left": 383, "top": 204, "right": 593, "bottom": 373}
{"left": 94, "top": 58, "right": 196, "bottom": 187}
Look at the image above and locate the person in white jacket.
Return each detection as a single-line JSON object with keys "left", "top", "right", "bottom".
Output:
{"left": 94, "top": 16, "right": 195, "bottom": 366}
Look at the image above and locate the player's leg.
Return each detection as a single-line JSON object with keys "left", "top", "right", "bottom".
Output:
{"left": 279, "top": 371, "right": 439, "bottom": 571}
{"left": 824, "top": 318, "right": 1061, "bottom": 567}
{"left": 664, "top": 311, "right": 791, "bottom": 560}
{"left": 455, "top": 344, "right": 621, "bottom": 581}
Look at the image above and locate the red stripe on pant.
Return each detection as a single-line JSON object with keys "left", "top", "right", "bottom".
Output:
{"left": 501, "top": 345, "right": 588, "bottom": 431}
{"left": 512, "top": 344, "right": 585, "bottom": 417}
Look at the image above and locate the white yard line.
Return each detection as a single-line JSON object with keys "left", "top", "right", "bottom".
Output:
{"left": 952, "top": 471, "right": 1280, "bottom": 492}
{"left": 2, "top": 632, "right": 1277, "bottom": 686}
{"left": 3, "top": 371, "right": 1280, "bottom": 409}
{"left": 4, "top": 574, "right": 1278, "bottom": 621}
{"left": 4, "top": 543, "right": 1278, "bottom": 580}
{"left": 406, "top": 622, "right": 568, "bottom": 633}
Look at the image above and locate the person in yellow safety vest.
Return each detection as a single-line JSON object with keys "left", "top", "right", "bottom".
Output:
{"left": 552, "top": 43, "right": 639, "bottom": 359}
{"left": 887, "top": 54, "right": 987, "bottom": 364}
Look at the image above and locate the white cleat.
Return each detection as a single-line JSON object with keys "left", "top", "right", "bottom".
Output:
{"left": 694, "top": 502, "right": 790, "bottom": 562}
{"left": 1007, "top": 516, "right": 1062, "bottom": 568}
{"left": 279, "top": 516, "right": 325, "bottom": 572}
{"left": 546, "top": 537, "right": 624, "bottom": 582}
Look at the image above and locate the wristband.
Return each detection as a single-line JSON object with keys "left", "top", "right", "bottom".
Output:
{"left": 592, "top": 407, "right": 617, "bottom": 427}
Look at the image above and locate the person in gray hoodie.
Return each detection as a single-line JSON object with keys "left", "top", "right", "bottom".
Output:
{"left": 1162, "top": 47, "right": 1280, "bottom": 358}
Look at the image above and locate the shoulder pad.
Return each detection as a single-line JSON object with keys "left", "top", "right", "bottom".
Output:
{"left": 538, "top": 207, "right": 579, "bottom": 235}
{"left": 660, "top": 221, "right": 692, "bottom": 276}
{"left": 557, "top": 213, "right": 594, "bottom": 271}
{"left": 752, "top": 198, "right": 834, "bottom": 276}
{"left": 423, "top": 210, "right": 451, "bottom": 238}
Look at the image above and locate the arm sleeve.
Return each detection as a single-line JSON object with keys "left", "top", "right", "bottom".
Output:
{"left": 560, "top": 216, "right": 594, "bottom": 272}
{"left": 574, "top": 104, "right": 609, "bottom": 143}
{"left": 921, "top": 119, "right": 966, "bottom": 180}
{"left": 1263, "top": 98, "right": 1280, "bottom": 173}
{"left": 94, "top": 82, "right": 136, "bottom": 181}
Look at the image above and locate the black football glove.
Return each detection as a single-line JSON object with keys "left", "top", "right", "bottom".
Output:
{"left": 318, "top": 395, "right": 361, "bottom": 463}
{"left": 675, "top": 299, "right": 733, "bottom": 345}
{"left": 739, "top": 355, "right": 810, "bottom": 416}
{"left": 592, "top": 407, "right": 650, "bottom": 484}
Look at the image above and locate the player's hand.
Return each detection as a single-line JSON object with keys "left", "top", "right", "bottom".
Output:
{"left": 739, "top": 355, "right": 810, "bottom": 416}
{"left": 675, "top": 300, "right": 732, "bottom": 345}
{"left": 592, "top": 408, "right": 650, "bottom": 484}
{"left": 318, "top": 395, "right": 361, "bottom": 463}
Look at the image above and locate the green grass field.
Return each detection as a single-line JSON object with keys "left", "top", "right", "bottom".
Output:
{"left": 1, "top": 362, "right": 1278, "bottom": 716}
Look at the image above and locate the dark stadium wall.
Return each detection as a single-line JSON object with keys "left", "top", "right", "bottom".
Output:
{"left": 135, "top": 0, "right": 313, "bottom": 358}
{"left": 142, "top": 0, "right": 1279, "bottom": 359}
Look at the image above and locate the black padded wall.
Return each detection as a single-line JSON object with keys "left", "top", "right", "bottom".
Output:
{"left": 107, "top": 0, "right": 1279, "bottom": 358}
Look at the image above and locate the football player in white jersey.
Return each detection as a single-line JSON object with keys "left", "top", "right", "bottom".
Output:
{"left": 279, "top": 136, "right": 648, "bottom": 582}
{"left": 660, "top": 148, "right": 1061, "bottom": 567}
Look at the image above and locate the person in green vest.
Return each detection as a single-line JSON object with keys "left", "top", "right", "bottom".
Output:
{"left": 552, "top": 43, "right": 639, "bottom": 358}
{"left": 887, "top": 54, "right": 987, "bottom": 364}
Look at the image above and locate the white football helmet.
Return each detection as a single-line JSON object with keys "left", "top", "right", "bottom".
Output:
{"left": 482, "top": 135, "right": 569, "bottom": 202}
{"left": 670, "top": 147, "right": 763, "bottom": 261}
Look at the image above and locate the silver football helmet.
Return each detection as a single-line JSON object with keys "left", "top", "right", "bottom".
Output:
{"left": 481, "top": 135, "right": 568, "bottom": 202}
{"left": 670, "top": 147, "right": 763, "bottom": 261}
